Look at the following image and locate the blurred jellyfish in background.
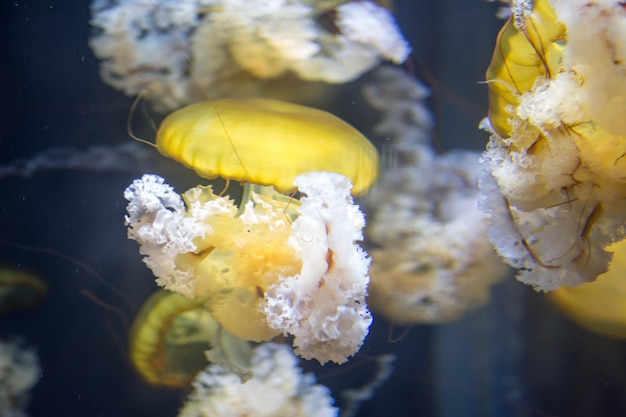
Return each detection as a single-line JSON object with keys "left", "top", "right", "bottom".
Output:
{"left": 178, "top": 343, "right": 337, "bottom": 417}
{"left": 2, "top": 0, "right": 408, "bottom": 181}
{"left": 363, "top": 66, "right": 507, "bottom": 324}
{"left": 0, "top": 142, "right": 167, "bottom": 180}
{"left": 0, "top": 268, "right": 44, "bottom": 417}
{"left": 0, "top": 267, "right": 46, "bottom": 315}
{"left": 88, "top": 0, "right": 411, "bottom": 112}
{"left": 0, "top": 340, "right": 40, "bottom": 417}
{"left": 486, "top": 0, "right": 512, "bottom": 19}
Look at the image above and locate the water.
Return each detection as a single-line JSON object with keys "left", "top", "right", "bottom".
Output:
{"left": 2, "top": 1, "right": 626, "bottom": 416}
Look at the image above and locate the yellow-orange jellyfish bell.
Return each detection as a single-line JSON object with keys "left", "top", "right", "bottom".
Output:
{"left": 156, "top": 98, "right": 379, "bottom": 196}
{"left": 548, "top": 239, "right": 626, "bottom": 340}
{"left": 129, "top": 290, "right": 252, "bottom": 387}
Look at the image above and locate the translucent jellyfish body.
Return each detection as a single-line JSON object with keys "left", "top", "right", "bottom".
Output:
{"left": 480, "top": 0, "right": 626, "bottom": 290}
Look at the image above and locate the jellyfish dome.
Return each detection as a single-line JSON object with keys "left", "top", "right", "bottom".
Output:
{"left": 156, "top": 98, "right": 380, "bottom": 196}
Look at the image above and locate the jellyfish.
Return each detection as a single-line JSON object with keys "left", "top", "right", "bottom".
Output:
{"left": 480, "top": 0, "right": 626, "bottom": 291}
{"left": 125, "top": 95, "right": 378, "bottom": 364}
{"left": 129, "top": 289, "right": 252, "bottom": 387}
{"left": 0, "top": 266, "right": 47, "bottom": 314}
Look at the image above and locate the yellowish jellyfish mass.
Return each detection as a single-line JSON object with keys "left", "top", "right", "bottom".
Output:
{"left": 480, "top": 0, "right": 626, "bottom": 291}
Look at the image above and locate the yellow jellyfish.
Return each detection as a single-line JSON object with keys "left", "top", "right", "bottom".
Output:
{"left": 548, "top": 239, "right": 626, "bottom": 340}
{"left": 481, "top": 0, "right": 626, "bottom": 289}
{"left": 156, "top": 98, "right": 379, "bottom": 196}
{"left": 129, "top": 289, "right": 252, "bottom": 387}
{"left": 0, "top": 266, "right": 47, "bottom": 314}
{"left": 128, "top": 54, "right": 377, "bottom": 363}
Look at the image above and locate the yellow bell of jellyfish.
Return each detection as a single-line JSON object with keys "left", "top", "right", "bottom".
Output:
{"left": 129, "top": 289, "right": 252, "bottom": 387}
{"left": 0, "top": 266, "right": 46, "bottom": 314}
{"left": 548, "top": 239, "right": 626, "bottom": 340}
{"left": 156, "top": 98, "right": 379, "bottom": 196}
{"left": 485, "top": 0, "right": 566, "bottom": 138}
